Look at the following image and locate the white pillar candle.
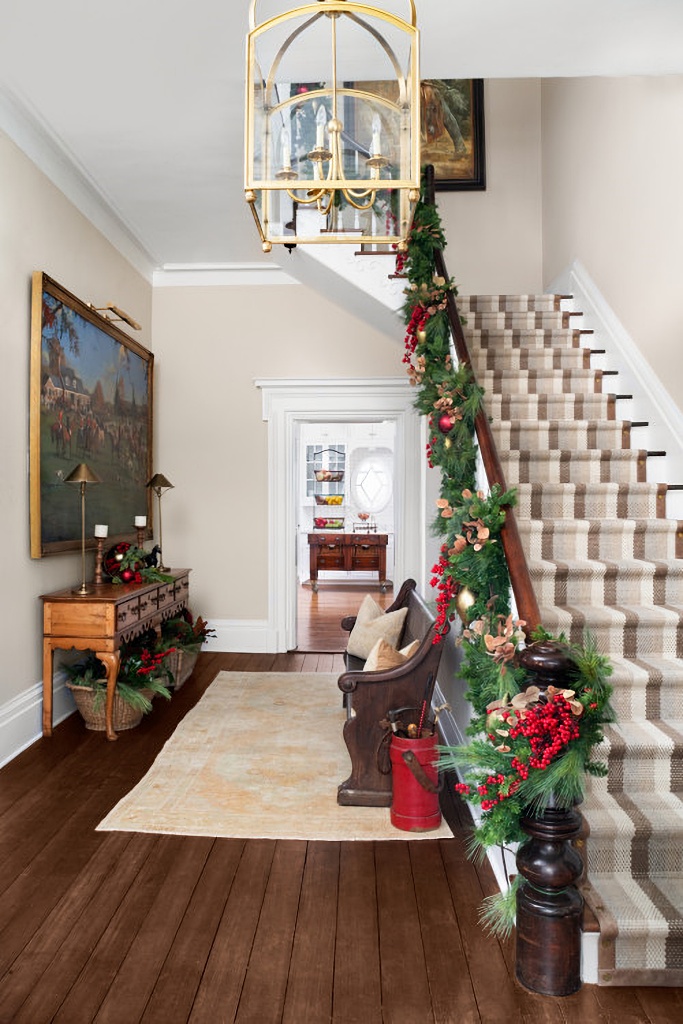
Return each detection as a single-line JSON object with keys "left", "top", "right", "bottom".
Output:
{"left": 134, "top": 515, "right": 147, "bottom": 527}
{"left": 371, "top": 113, "right": 382, "bottom": 157}
{"left": 94, "top": 524, "right": 108, "bottom": 538}
{"left": 281, "top": 126, "right": 292, "bottom": 172}
{"left": 315, "top": 105, "right": 327, "bottom": 149}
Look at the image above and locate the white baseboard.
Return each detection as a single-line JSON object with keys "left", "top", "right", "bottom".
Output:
{"left": 203, "top": 619, "right": 280, "bottom": 654}
{"left": 0, "top": 618, "right": 283, "bottom": 767}
{"left": 0, "top": 673, "right": 75, "bottom": 769}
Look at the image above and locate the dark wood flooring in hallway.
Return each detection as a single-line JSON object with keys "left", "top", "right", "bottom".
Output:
{"left": 1, "top": 622, "right": 682, "bottom": 1020}
{"left": 296, "top": 580, "right": 394, "bottom": 652}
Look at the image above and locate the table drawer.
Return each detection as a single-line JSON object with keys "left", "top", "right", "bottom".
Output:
{"left": 317, "top": 543, "right": 345, "bottom": 569}
{"left": 311, "top": 534, "right": 343, "bottom": 546}
{"left": 45, "top": 602, "right": 115, "bottom": 638}
{"left": 155, "top": 583, "right": 173, "bottom": 610}
{"left": 172, "top": 574, "right": 190, "bottom": 601}
{"left": 351, "top": 543, "right": 381, "bottom": 569}
{"left": 115, "top": 595, "right": 141, "bottom": 631}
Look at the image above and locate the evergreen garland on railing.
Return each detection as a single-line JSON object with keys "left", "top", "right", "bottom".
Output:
{"left": 399, "top": 184, "right": 615, "bottom": 935}
{"left": 399, "top": 191, "right": 511, "bottom": 633}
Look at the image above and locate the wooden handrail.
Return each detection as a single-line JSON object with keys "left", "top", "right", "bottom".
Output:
{"left": 425, "top": 168, "right": 541, "bottom": 631}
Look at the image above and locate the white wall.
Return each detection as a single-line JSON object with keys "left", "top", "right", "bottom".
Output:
{"left": 439, "top": 78, "right": 544, "bottom": 296}
{"left": 541, "top": 75, "right": 683, "bottom": 409}
{"left": 0, "top": 130, "right": 152, "bottom": 723}
{"left": 151, "top": 284, "right": 408, "bottom": 623}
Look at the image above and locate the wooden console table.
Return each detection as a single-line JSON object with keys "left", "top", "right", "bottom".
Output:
{"left": 308, "top": 533, "right": 389, "bottom": 592}
{"left": 40, "top": 569, "right": 190, "bottom": 741}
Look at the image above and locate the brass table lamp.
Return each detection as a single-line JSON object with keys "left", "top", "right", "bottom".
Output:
{"left": 65, "top": 462, "right": 102, "bottom": 595}
{"left": 146, "top": 473, "right": 174, "bottom": 571}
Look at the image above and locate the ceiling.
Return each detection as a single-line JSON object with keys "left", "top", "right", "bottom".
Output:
{"left": 2, "top": 1, "right": 683, "bottom": 276}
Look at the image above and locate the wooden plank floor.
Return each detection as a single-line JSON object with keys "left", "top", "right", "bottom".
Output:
{"left": 296, "top": 580, "right": 395, "bottom": 652}
{"left": 1, "top": 611, "right": 682, "bottom": 1020}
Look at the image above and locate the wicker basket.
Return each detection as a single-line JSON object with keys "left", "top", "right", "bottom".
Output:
{"left": 168, "top": 649, "right": 200, "bottom": 690}
{"left": 67, "top": 682, "right": 152, "bottom": 731}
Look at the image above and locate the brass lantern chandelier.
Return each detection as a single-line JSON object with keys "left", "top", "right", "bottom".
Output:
{"left": 245, "top": 0, "right": 421, "bottom": 251}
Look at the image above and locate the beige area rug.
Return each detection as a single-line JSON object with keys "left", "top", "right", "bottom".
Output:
{"left": 97, "top": 671, "right": 452, "bottom": 841}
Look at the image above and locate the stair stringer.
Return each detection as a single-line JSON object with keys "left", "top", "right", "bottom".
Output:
{"left": 281, "top": 243, "right": 405, "bottom": 340}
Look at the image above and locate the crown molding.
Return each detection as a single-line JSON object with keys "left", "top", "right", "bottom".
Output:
{"left": 0, "top": 84, "right": 157, "bottom": 280}
{"left": 153, "top": 263, "right": 299, "bottom": 287}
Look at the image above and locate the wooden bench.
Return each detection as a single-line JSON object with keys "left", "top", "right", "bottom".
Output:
{"left": 337, "top": 579, "right": 450, "bottom": 806}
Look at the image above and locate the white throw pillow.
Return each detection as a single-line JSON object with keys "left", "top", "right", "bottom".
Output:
{"left": 400, "top": 638, "right": 421, "bottom": 660}
{"left": 347, "top": 595, "right": 408, "bottom": 660}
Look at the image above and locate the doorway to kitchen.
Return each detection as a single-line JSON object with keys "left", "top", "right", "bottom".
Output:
{"left": 297, "top": 420, "right": 397, "bottom": 652}
{"left": 256, "top": 378, "right": 425, "bottom": 653}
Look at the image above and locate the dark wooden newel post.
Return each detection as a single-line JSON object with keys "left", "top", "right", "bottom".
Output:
{"left": 514, "top": 641, "right": 584, "bottom": 996}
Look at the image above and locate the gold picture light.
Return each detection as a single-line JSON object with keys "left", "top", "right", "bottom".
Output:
{"left": 88, "top": 303, "right": 142, "bottom": 331}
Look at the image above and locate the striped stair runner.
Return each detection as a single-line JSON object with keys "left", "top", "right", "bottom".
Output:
{"left": 460, "top": 293, "right": 683, "bottom": 987}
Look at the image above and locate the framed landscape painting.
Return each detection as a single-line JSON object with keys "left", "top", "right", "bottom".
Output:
{"left": 335, "top": 77, "right": 485, "bottom": 191}
{"left": 29, "top": 272, "right": 154, "bottom": 557}
{"left": 421, "top": 78, "right": 485, "bottom": 191}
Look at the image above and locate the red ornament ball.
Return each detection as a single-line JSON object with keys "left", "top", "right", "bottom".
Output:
{"left": 102, "top": 541, "right": 143, "bottom": 582}
{"left": 437, "top": 413, "right": 454, "bottom": 435}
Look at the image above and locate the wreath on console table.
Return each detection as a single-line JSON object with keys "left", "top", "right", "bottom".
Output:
{"left": 103, "top": 542, "right": 172, "bottom": 584}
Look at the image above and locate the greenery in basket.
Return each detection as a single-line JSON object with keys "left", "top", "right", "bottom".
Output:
{"left": 65, "top": 629, "right": 175, "bottom": 714}
{"left": 161, "top": 609, "right": 215, "bottom": 653}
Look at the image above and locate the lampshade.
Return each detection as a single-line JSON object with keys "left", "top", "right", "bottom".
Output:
{"left": 245, "top": 0, "right": 421, "bottom": 251}
{"left": 146, "top": 473, "right": 174, "bottom": 492}
{"left": 65, "top": 463, "right": 102, "bottom": 486}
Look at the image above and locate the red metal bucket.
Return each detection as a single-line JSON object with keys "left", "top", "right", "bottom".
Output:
{"left": 390, "top": 732, "right": 441, "bottom": 832}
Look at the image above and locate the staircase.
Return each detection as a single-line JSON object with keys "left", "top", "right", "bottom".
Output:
{"left": 459, "top": 293, "right": 683, "bottom": 987}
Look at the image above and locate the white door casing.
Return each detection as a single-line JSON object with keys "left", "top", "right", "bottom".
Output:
{"left": 256, "top": 377, "right": 426, "bottom": 651}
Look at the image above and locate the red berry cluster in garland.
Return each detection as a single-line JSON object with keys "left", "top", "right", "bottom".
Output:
{"left": 504, "top": 693, "right": 581, "bottom": 769}
{"left": 402, "top": 304, "right": 430, "bottom": 373}
{"left": 455, "top": 693, "right": 583, "bottom": 813}
{"left": 430, "top": 544, "right": 457, "bottom": 640}
{"left": 454, "top": 773, "right": 521, "bottom": 812}
{"left": 425, "top": 431, "right": 440, "bottom": 468}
